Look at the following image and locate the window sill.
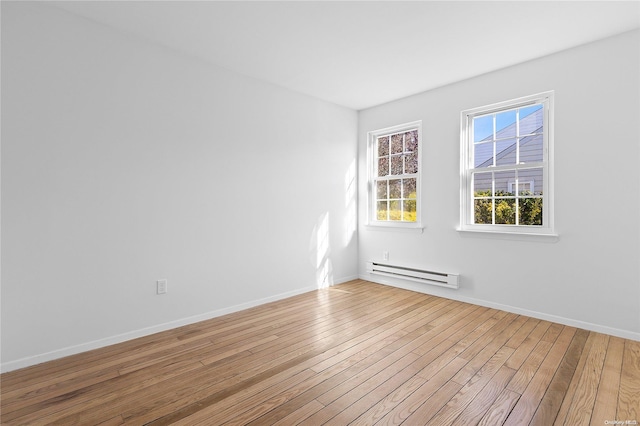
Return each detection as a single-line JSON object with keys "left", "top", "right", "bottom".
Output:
{"left": 456, "top": 228, "right": 559, "bottom": 242}
{"left": 366, "top": 223, "right": 425, "bottom": 233}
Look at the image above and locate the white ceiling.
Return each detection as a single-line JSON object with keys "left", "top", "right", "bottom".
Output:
{"left": 53, "top": 1, "right": 640, "bottom": 110}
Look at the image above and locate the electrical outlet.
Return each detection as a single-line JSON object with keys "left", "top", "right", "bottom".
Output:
{"left": 383, "top": 251, "right": 389, "bottom": 261}
{"left": 157, "top": 279, "right": 167, "bottom": 295}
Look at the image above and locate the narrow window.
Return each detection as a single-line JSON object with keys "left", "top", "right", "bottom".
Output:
{"left": 369, "top": 121, "right": 422, "bottom": 228}
{"left": 460, "top": 92, "right": 554, "bottom": 235}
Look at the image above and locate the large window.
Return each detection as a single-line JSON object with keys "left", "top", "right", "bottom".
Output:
{"left": 369, "top": 121, "right": 422, "bottom": 228}
{"left": 460, "top": 92, "right": 555, "bottom": 236}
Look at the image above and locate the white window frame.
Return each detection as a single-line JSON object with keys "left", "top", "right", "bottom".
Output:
{"left": 368, "top": 121, "right": 423, "bottom": 230}
{"left": 459, "top": 92, "right": 556, "bottom": 238}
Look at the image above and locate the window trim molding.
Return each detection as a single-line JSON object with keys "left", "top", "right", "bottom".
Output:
{"left": 367, "top": 120, "right": 424, "bottom": 230}
{"left": 459, "top": 91, "right": 555, "bottom": 237}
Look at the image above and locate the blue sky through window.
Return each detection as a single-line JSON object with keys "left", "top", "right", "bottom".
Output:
{"left": 473, "top": 104, "right": 542, "bottom": 142}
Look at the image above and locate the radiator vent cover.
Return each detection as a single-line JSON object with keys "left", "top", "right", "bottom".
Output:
{"left": 366, "top": 261, "right": 459, "bottom": 289}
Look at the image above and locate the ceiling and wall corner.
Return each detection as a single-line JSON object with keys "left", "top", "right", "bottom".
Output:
{"left": 52, "top": 1, "right": 640, "bottom": 110}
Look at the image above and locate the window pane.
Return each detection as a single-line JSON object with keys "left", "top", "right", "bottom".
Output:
{"left": 405, "top": 151, "right": 418, "bottom": 174}
{"left": 519, "top": 198, "right": 543, "bottom": 226}
{"left": 474, "top": 141, "right": 493, "bottom": 168}
{"left": 376, "top": 201, "right": 388, "bottom": 220}
{"left": 405, "top": 130, "right": 418, "bottom": 152}
{"left": 496, "top": 110, "right": 517, "bottom": 138}
{"left": 376, "top": 181, "right": 387, "bottom": 200}
{"left": 403, "top": 178, "right": 417, "bottom": 198}
{"left": 518, "top": 168, "right": 543, "bottom": 195}
{"left": 473, "top": 172, "right": 492, "bottom": 197}
{"left": 389, "top": 200, "right": 401, "bottom": 221}
{"left": 390, "top": 156, "right": 403, "bottom": 175}
{"left": 378, "top": 136, "right": 389, "bottom": 156}
{"left": 495, "top": 138, "right": 517, "bottom": 166}
{"left": 389, "top": 179, "right": 401, "bottom": 198}
{"left": 474, "top": 115, "right": 493, "bottom": 142}
{"left": 391, "top": 134, "right": 403, "bottom": 154}
{"left": 403, "top": 200, "right": 416, "bottom": 222}
{"left": 495, "top": 170, "right": 516, "bottom": 196}
{"left": 519, "top": 134, "right": 543, "bottom": 163}
{"left": 378, "top": 157, "right": 389, "bottom": 177}
{"left": 495, "top": 198, "right": 516, "bottom": 224}
{"left": 474, "top": 199, "right": 492, "bottom": 224}
{"left": 519, "top": 104, "right": 543, "bottom": 135}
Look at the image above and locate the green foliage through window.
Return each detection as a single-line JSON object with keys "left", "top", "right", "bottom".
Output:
{"left": 474, "top": 190, "right": 542, "bottom": 226}
{"left": 376, "top": 194, "right": 417, "bottom": 222}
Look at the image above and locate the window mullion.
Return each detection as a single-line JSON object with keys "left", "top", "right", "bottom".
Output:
{"left": 515, "top": 169, "right": 520, "bottom": 225}
{"left": 471, "top": 162, "right": 544, "bottom": 174}
{"left": 402, "top": 132, "right": 406, "bottom": 175}
{"left": 516, "top": 108, "right": 520, "bottom": 164}
{"left": 492, "top": 115, "right": 497, "bottom": 167}
{"left": 491, "top": 171, "right": 496, "bottom": 225}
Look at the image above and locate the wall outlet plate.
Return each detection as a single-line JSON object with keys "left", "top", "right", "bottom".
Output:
{"left": 157, "top": 279, "right": 167, "bottom": 294}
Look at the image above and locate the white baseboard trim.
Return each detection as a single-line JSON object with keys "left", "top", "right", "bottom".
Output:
{"left": 360, "top": 274, "right": 640, "bottom": 342}
{"left": 1, "top": 274, "right": 361, "bottom": 373}
{"left": 332, "top": 274, "right": 359, "bottom": 284}
{"left": 1, "top": 282, "right": 330, "bottom": 373}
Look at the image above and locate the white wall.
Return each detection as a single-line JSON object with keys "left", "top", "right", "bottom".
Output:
{"left": 1, "top": 3, "right": 358, "bottom": 371}
{"left": 358, "top": 30, "right": 640, "bottom": 340}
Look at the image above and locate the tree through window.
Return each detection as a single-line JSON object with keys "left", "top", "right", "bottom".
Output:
{"left": 369, "top": 121, "right": 422, "bottom": 228}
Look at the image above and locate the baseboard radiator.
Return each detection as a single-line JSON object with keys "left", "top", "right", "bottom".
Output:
{"left": 366, "top": 261, "right": 459, "bottom": 289}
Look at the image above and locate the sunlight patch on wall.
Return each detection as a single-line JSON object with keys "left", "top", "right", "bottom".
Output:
{"left": 344, "top": 159, "right": 356, "bottom": 245}
{"left": 311, "top": 212, "right": 333, "bottom": 289}
{"left": 316, "top": 257, "right": 333, "bottom": 290}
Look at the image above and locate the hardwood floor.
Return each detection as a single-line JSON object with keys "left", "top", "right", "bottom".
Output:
{"left": 1, "top": 280, "right": 639, "bottom": 425}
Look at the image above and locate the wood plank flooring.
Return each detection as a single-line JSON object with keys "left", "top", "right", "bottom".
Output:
{"left": 1, "top": 280, "right": 639, "bottom": 425}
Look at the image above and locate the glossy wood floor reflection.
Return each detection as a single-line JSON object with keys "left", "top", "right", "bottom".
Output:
{"left": 2, "top": 280, "right": 639, "bottom": 425}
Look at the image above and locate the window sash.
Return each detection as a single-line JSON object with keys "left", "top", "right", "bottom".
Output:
{"left": 460, "top": 92, "right": 554, "bottom": 235}
{"left": 369, "top": 121, "right": 422, "bottom": 227}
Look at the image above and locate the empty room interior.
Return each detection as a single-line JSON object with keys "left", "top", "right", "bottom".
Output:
{"left": 1, "top": 1, "right": 640, "bottom": 424}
